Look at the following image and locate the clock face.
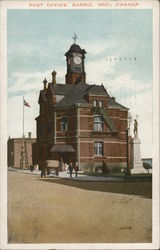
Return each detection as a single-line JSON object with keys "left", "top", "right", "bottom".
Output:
{"left": 73, "top": 56, "right": 82, "bottom": 65}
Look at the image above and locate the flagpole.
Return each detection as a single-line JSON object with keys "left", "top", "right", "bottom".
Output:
{"left": 23, "top": 96, "right": 24, "bottom": 138}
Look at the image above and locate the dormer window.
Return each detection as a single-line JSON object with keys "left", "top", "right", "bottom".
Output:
{"left": 99, "top": 100, "right": 103, "bottom": 108}
{"left": 61, "top": 117, "right": 68, "bottom": 131}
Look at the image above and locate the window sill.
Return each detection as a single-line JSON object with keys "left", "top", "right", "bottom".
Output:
{"left": 92, "top": 131, "right": 107, "bottom": 135}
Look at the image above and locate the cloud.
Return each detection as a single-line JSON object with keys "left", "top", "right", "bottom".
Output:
{"left": 8, "top": 93, "right": 39, "bottom": 138}
{"left": 86, "top": 57, "right": 117, "bottom": 84}
{"left": 8, "top": 67, "right": 66, "bottom": 95}
{"left": 117, "top": 89, "right": 152, "bottom": 158}
{"left": 106, "top": 73, "right": 152, "bottom": 98}
{"left": 83, "top": 39, "right": 116, "bottom": 56}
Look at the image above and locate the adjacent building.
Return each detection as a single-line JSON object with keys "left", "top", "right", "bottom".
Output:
{"left": 8, "top": 132, "right": 36, "bottom": 169}
{"left": 33, "top": 42, "right": 131, "bottom": 170}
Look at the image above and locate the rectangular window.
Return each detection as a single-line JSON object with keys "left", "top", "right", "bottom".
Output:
{"left": 99, "top": 100, "right": 103, "bottom": 108}
{"left": 61, "top": 117, "right": 68, "bottom": 131}
{"left": 94, "top": 115, "right": 103, "bottom": 131}
{"left": 93, "top": 100, "right": 98, "bottom": 107}
{"left": 94, "top": 142, "right": 103, "bottom": 156}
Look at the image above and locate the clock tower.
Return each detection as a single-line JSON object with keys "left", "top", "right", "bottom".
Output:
{"left": 65, "top": 34, "right": 86, "bottom": 85}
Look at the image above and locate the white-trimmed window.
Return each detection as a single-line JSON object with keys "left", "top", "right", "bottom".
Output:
{"left": 99, "top": 100, "right": 103, "bottom": 108}
{"left": 93, "top": 100, "right": 98, "bottom": 107}
{"left": 94, "top": 142, "right": 103, "bottom": 156}
{"left": 94, "top": 115, "right": 103, "bottom": 131}
{"left": 61, "top": 117, "right": 68, "bottom": 131}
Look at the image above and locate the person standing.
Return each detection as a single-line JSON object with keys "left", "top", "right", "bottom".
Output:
{"left": 59, "top": 157, "right": 64, "bottom": 171}
{"left": 74, "top": 162, "right": 79, "bottom": 178}
{"left": 68, "top": 162, "right": 73, "bottom": 178}
{"left": 102, "top": 156, "right": 107, "bottom": 174}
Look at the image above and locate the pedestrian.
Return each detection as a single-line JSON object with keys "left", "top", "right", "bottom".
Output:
{"left": 41, "top": 168, "right": 45, "bottom": 178}
{"left": 102, "top": 156, "right": 107, "bottom": 174}
{"left": 74, "top": 162, "right": 79, "bottom": 178}
{"left": 68, "top": 162, "right": 73, "bottom": 178}
{"left": 59, "top": 157, "right": 64, "bottom": 171}
{"left": 64, "top": 162, "right": 68, "bottom": 172}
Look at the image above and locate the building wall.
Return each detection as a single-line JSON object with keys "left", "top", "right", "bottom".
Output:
{"left": 8, "top": 137, "right": 36, "bottom": 169}
{"left": 35, "top": 91, "right": 131, "bottom": 170}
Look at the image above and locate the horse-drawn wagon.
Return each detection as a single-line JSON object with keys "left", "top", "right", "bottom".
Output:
{"left": 41, "top": 160, "right": 59, "bottom": 177}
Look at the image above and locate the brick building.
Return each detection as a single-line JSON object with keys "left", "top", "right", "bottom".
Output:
{"left": 8, "top": 132, "right": 36, "bottom": 169}
{"left": 33, "top": 42, "right": 131, "bottom": 170}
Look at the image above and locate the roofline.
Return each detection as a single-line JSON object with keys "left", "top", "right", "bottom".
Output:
{"left": 86, "top": 94, "right": 108, "bottom": 97}
{"left": 55, "top": 103, "right": 91, "bottom": 110}
{"left": 108, "top": 105, "right": 129, "bottom": 111}
{"left": 8, "top": 138, "right": 36, "bottom": 141}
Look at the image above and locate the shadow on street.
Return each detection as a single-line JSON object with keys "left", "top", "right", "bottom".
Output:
{"left": 37, "top": 177, "right": 152, "bottom": 199}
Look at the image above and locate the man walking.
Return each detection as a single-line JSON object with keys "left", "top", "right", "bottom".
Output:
{"left": 74, "top": 162, "right": 79, "bottom": 178}
{"left": 68, "top": 162, "right": 73, "bottom": 178}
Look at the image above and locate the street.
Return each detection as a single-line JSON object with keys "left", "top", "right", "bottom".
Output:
{"left": 8, "top": 171, "right": 152, "bottom": 243}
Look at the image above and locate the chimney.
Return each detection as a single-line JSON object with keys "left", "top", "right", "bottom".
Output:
{"left": 51, "top": 71, "right": 57, "bottom": 85}
{"left": 28, "top": 132, "right": 31, "bottom": 139}
{"left": 43, "top": 78, "right": 47, "bottom": 93}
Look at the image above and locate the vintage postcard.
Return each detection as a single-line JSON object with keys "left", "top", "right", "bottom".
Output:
{"left": 0, "top": 0, "right": 159, "bottom": 249}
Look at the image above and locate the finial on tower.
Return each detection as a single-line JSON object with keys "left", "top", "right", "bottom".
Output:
{"left": 72, "top": 33, "right": 78, "bottom": 44}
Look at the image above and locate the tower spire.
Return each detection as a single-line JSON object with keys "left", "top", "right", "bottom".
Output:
{"left": 72, "top": 33, "right": 78, "bottom": 44}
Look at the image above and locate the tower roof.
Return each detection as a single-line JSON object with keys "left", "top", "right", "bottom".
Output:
{"left": 69, "top": 43, "right": 82, "bottom": 52}
{"left": 65, "top": 43, "right": 86, "bottom": 56}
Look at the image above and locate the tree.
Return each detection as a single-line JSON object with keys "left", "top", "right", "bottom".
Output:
{"left": 143, "top": 162, "right": 152, "bottom": 174}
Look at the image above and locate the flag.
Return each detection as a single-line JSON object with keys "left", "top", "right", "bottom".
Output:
{"left": 24, "top": 99, "right": 31, "bottom": 108}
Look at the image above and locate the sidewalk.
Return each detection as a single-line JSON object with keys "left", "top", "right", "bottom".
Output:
{"left": 8, "top": 167, "right": 41, "bottom": 176}
{"left": 8, "top": 167, "right": 121, "bottom": 181}
{"left": 8, "top": 167, "right": 151, "bottom": 182}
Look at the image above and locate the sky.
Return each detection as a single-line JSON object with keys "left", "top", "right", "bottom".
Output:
{"left": 7, "top": 9, "right": 152, "bottom": 158}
